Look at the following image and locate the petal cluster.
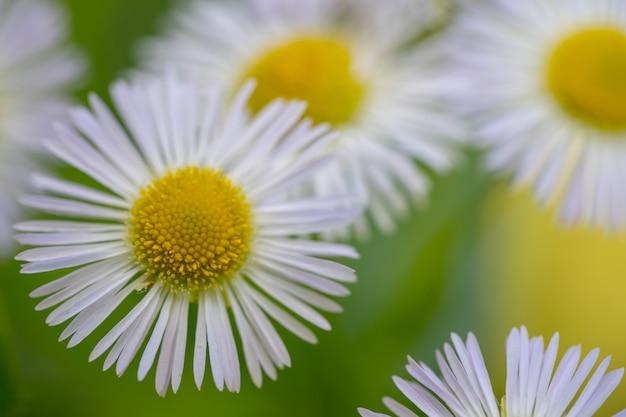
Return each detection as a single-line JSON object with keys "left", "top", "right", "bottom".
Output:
{"left": 140, "top": 0, "right": 463, "bottom": 240}
{"left": 448, "top": 0, "right": 626, "bottom": 229}
{"left": 0, "top": 0, "right": 84, "bottom": 255}
{"left": 360, "top": 327, "right": 625, "bottom": 417}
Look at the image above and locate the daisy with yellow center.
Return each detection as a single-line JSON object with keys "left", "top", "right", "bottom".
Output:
{"left": 15, "top": 74, "right": 359, "bottom": 396}
{"left": 140, "top": 0, "right": 462, "bottom": 240}
{"left": 0, "top": 0, "right": 83, "bottom": 256}
{"left": 451, "top": 0, "right": 626, "bottom": 229}
{"left": 359, "top": 327, "right": 626, "bottom": 417}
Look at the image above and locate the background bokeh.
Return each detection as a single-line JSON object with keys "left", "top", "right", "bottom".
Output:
{"left": 0, "top": 1, "right": 625, "bottom": 416}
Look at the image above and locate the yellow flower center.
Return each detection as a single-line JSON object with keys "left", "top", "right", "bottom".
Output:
{"left": 243, "top": 36, "right": 364, "bottom": 125}
{"left": 547, "top": 27, "right": 626, "bottom": 131}
{"left": 129, "top": 167, "right": 252, "bottom": 292}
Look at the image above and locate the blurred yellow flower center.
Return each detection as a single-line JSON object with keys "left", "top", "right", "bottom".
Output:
{"left": 243, "top": 37, "right": 364, "bottom": 125}
{"left": 547, "top": 27, "right": 626, "bottom": 131}
{"left": 129, "top": 167, "right": 251, "bottom": 292}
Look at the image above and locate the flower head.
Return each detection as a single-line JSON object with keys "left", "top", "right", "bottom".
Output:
{"left": 450, "top": 0, "right": 626, "bottom": 230}
{"left": 359, "top": 327, "right": 625, "bottom": 417}
{"left": 140, "top": 0, "right": 462, "bottom": 240}
{"left": 0, "top": 0, "right": 84, "bottom": 256}
{"left": 15, "top": 73, "right": 359, "bottom": 396}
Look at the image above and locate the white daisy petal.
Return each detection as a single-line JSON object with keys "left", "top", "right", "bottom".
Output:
{"left": 569, "top": 368, "right": 624, "bottom": 417}
{"left": 154, "top": 294, "right": 184, "bottom": 396}
{"left": 193, "top": 298, "right": 208, "bottom": 390}
{"left": 31, "top": 175, "right": 129, "bottom": 209}
{"left": 254, "top": 256, "right": 350, "bottom": 297}
{"left": 86, "top": 93, "right": 150, "bottom": 181}
{"left": 203, "top": 289, "right": 241, "bottom": 392}
{"left": 65, "top": 281, "right": 138, "bottom": 348}
{"left": 14, "top": 220, "right": 125, "bottom": 233}
{"left": 138, "top": 292, "right": 174, "bottom": 383}
{"left": 566, "top": 356, "right": 614, "bottom": 417}
{"left": 45, "top": 266, "right": 139, "bottom": 326}
{"left": 226, "top": 284, "right": 272, "bottom": 387}
{"left": 20, "top": 195, "right": 127, "bottom": 221}
{"left": 258, "top": 251, "right": 356, "bottom": 283}
{"left": 451, "top": 0, "right": 626, "bottom": 230}
{"left": 15, "top": 231, "right": 125, "bottom": 246}
{"left": 48, "top": 125, "right": 138, "bottom": 198}
{"left": 16, "top": 73, "right": 357, "bottom": 395}
{"left": 17, "top": 242, "right": 128, "bottom": 273}
{"left": 360, "top": 327, "right": 625, "bottom": 417}
{"left": 170, "top": 293, "right": 190, "bottom": 393}
{"left": 90, "top": 284, "right": 165, "bottom": 361}
{"left": 140, "top": 0, "right": 462, "bottom": 240}
{"left": 237, "top": 281, "right": 317, "bottom": 344}
{"left": 114, "top": 288, "right": 166, "bottom": 376}
{"left": 247, "top": 269, "right": 332, "bottom": 330}
{"left": 0, "top": 0, "right": 84, "bottom": 256}
{"left": 381, "top": 397, "right": 420, "bottom": 417}
{"left": 232, "top": 280, "right": 291, "bottom": 368}
{"left": 252, "top": 268, "right": 343, "bottom": 313}
{"left": 33, "top": 259, "right": 133, "bottom": 309}
{"left": 358, "top": 408, "right": 390, "bottom": 417}
{"left": 258, "top": 237, "right": 358, "bottom": 259}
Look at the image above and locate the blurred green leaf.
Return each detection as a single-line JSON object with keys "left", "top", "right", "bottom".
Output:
{"left": 0, "top": 290, "right": 19, "bottom": 416}
{"left": 344, "top": 152, "right": 489, "bottom": 336}
{"left": 64, "top": 0, "right": 172, "bottom": 99}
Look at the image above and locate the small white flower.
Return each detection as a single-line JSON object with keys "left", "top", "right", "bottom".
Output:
{"left": 450, "top": 0, "right": 626, "bottom": 230}
{"left": 0, "top": 0, "right": 84, "bottom": 256}
{"left": 359, "top": 326, "right": 626, "bottom": 417}
{"left": 140, "top": 0, "right": 463, "bottom": 240}
{"left": 14, "top": 73, "right": 359, "bottom": 396}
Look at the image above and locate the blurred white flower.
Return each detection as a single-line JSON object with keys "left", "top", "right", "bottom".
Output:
{"left": 450, "top": 0, "right": 626, "bottom": 230}
{"left": 359, "top": 326, "right": 625, "bottom": 417}
{"left": 0, "top": 0, "right": 84, "bottom": 256}
{"left": 140, "top": 0, "right": 463, "bottom": 240}
{"left": 15, "top": 73, "right": 359, "bottom": 396}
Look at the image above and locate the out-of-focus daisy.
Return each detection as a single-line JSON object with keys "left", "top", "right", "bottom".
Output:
{"left": 14, "top": 73, "right": 359, "bottom": 396}
{"left": 358, "top": 326, "right": 626, "bottom": 417}
{"left": 451, "top": 0, "right": 626, "bottom": 230}
{"left": 0, "top": 0, "right": 83, "bottom": 256}
{"left": 141, "top": 0, "right": 462, "bottom": 240}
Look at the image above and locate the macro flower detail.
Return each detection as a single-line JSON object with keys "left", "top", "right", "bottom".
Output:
{"left": 128, "top": 167, "right": 252, "bottom": 290}
{"left": 141, "top": 0, "right": 462, "bottom": 240}
{"left": 14, "top": 73, "right": 359, "bottom": 396}
{"left": 450, "top": 0, "right": 626, "bottom": 229}
{"left": 0, "top": 0, "right": 84, "bottom": 256}
{"left": 359, "top": 327, "right": 626, "bottom": 417}
{"left": 243, "top": 37, "right": 363, "bottom": 126}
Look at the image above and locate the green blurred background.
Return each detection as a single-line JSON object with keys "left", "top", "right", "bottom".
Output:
{"left": 1, "top": 1, "right": 625, "bottom": 416}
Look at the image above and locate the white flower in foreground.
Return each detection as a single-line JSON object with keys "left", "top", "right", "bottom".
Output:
{"left": 14, "top": 73, "right": 359, "bottom": 396}
{"left": 359, "top": 326, "right": 626, "bottom": 417}
{"left": 141, "top": 0, "right": 462, "bottom": 240}
{"left": 0, "top": 0, "right": 83, "bottom": 256}
{"left": 450, "top": 0, "right": 626, "bottom": 230}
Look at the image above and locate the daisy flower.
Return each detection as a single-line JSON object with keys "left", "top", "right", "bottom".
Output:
{"left": 140, "top": 0, "right": 462, "bottom": 240}
{"left": 0, "top": 0, "right": 83, "bottom": 256}
{"left": 450, "top": 0, "right": 626, "bottom": 230}
{"left": 14, "top": 73, "right": 359, "bottom": 396}
{"left": 358, "top": 326, "right": 626, "bottom": 417}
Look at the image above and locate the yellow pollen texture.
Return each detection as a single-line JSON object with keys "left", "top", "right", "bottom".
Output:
{"left": 129, "top": 167, "right": 251, "bottom": 292}
{"left": 547, "top": 27, "right": 626, "bottom": 131}
{"left": 243, "top": 36, "right": 364, "bottom": 125}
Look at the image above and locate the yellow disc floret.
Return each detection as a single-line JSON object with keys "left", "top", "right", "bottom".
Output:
{"left": 129, "top": 167, "right": 252, "bottom": 292}
{"left": 547, "top": 27, "right": 626, "bottom": 131}
{"left": 243, "top": 36, "right": 364, "bottom": 125}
